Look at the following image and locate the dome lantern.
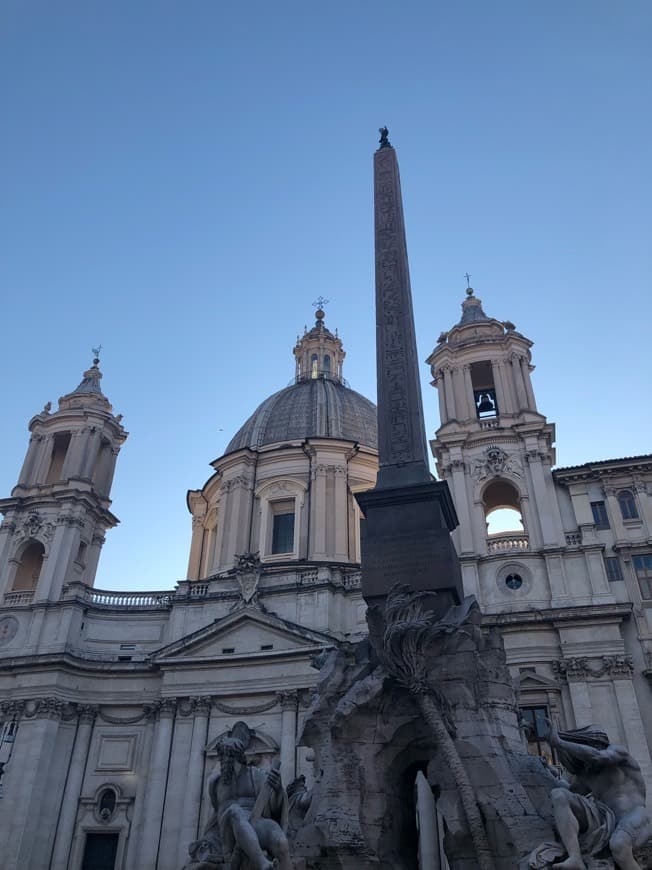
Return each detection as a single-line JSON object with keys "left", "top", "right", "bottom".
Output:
{"left": 293, "top": 302, "right": 345, "bottom": 384}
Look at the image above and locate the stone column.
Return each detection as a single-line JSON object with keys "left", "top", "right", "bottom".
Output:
{"left": 449, "top": 461, "right": 473, "bottom": 554}
{"left": 50, "top": 705, "right": 97, "bottom": 870}
{"left": 124, "top": 708, "right": 157, "bottom": 870}
{"left": 137, "top": 699, "right": 177, "bottom": 869}
{"left": 442, "top": 367, "right": 457, "bottom": 420}
{"left": 100, "top": 445, "right": 121, "bottom": 497}
{"left": 17, "top": 434, "right": 42, "bottom": 486}
{"left": 84, "top": 533, "right": 105, "bottom": 586}
{"left": 452, "top": 367, "right": 469, "bottom": 421}
{"left": 612, "top": 677, "right": 652, "bottom": 783}
{"left": 333, "top": 465, "right": 348, "bottom": 561}
{"left": 492, "top": 361, "right": 511, "bottom": 416}
{"left": 177, "top": 698, "right": 211, "bottom": 868}
{"left": 510, "top": 355, "right": 528, "bottom": 409}
{"left": 35, "top": 516, "right": 82, "bottom": 602}
{"left": 527, "top": 451, "right": 560, "bottom": 547}
{"left": 279, "top": 691, "right": 298, "bottom": 787}
{"left": 521, "top": 358, "right": 537, "bottom": 410}
{"left": 60, "top": 430, "right": 85, "bottom": 479}
{"left": 433, "top": 370, "right": 447, "bottom": 424}
{"left": 187, "top": 516, "right": 206, "bottom": 580}
{"left": 1, "top": 699, "right": 64, "bottom": 870}
{"left": 311, "top": 465, "right": 328, "bottom": 559}
{"left": 461, "top": 364, "right": 475, "bottom": 420}
{"left": 563, "top": 674, "right": 593, "bottom": 729}
{"left": 79, "top": 427, "right": 102, "bottom": 480}
{"left": 633, "top": 480, "right": 652, "bottom": 538}
{"left": 0, "top": 519, "right": 17, "bottom": 595}
{"left": 603, "top": 485, "right": 627, "bottom": 543}
{"left": 33, "top": 433, "right": 54, "bottom": 483}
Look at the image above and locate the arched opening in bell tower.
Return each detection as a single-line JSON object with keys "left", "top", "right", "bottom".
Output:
{"left": 12, "top": 540, "right": 45, "bottom": 591}
{"left": 470, "top": 361, "right": 498, "bottom": 419}
{"left": 482, "top": 479, "right": 524, "bottom": 536}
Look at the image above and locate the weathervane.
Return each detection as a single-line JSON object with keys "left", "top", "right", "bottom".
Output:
{"left": 92, "top": 344, "right": 103, "bottom": 365}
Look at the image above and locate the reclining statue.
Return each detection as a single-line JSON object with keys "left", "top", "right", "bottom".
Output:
{"left": 527, "top": 720, "right": 652, "bottom": 869}
{"left": 183, "top": 721, "right": 292, "bottom": 870}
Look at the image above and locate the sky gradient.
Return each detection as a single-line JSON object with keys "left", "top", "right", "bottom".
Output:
{"left": 2, "top": 1, "right": 651, "bottom": 590}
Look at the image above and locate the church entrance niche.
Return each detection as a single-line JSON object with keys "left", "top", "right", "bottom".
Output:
{"left": 80, "top": 832, "right": 118, "bottom": 870}
{"left": 12, "top": 540, "right": 45, "bottom": 591}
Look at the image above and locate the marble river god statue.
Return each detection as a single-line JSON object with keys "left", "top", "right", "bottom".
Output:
{"left": 527, "top": 720, "right": 652, "bottom": 869}
{"left": 183, "top": 721, "right": 292, "bottom": 870}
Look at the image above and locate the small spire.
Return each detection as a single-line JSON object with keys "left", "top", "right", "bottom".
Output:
{"left": 458, "top": 285, "right": 489, "bottom": 325}
{"left": 312, "top": 296, "right": 329, "bottom": 327}
{"left": 378, "top": 126, "right": 391, "bottom": 149}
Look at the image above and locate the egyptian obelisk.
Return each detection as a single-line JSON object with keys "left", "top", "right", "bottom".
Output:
{"left": 356, "top": 129, "right": 464, "bottom": 616}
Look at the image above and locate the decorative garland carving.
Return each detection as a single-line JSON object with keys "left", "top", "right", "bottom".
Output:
{"left": 553, "top": 655, "right": 634, "bottom": 680}
{"left": 213, "top": 696, "right": 279, "bottom": 716}
{"left": 98, "top": 707, "right": 150, "bottom": 725}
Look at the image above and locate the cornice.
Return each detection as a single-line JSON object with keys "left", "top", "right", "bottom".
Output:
{"left": 482, "top": 602, "right": 632, "bottom": 628}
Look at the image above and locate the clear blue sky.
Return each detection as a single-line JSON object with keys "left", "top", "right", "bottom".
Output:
{"left": 2, "top": 1, "right": 650, "bottom": 591}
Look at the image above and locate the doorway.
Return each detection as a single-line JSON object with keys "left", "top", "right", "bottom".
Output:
{"left": 80, "top": 832, "right": 118, "bottom": 870}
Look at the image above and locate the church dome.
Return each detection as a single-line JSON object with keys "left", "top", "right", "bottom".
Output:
{"left": 225, "top": 307, "right": 378, "bottom": 454}
{"left": 225, "top": 378, "right": 377, "bottom": 453}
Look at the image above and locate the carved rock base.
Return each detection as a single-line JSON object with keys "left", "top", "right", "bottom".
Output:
{"left": 293, "top": 615, "right": 556, "bottom": 870}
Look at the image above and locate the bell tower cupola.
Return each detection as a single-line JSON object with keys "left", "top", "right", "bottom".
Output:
{"left": 0, "top": 352, "right": 127, "bottom": 603}
{"left": 426, "top": 286, "right": 565, "bottom": 575}
{"left": 293, "top": 300, "right": 345, "bottom": 383}
{"left": 427, "top": 286, "right": 540, "bottom": 431}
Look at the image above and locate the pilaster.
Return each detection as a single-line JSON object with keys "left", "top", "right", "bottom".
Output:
{"left": 137, "top": 698, "right": 177, "bottom": 869}
{"left": 50, "top": 705, "right": 98, "bottom": 870}
{"left": 176, "top": 697, "right": 211, "bottom": 868}
{"left": 279, "top": 691, "right": 298, "bottom": 786}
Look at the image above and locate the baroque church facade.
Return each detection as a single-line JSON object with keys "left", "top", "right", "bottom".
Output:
{"left": 1, "top": 241, "right": 652, "bottom": 869}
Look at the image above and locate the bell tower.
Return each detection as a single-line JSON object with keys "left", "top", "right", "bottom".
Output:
{"left": 0, "top": 354, "right": 127, "bottom": 603}
{"left": 426, "top": 286, "right": 568, "bottom": 605}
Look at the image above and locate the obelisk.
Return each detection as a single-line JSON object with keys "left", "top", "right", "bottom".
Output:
{"left": 356, "top": 129, "right": 464, "bottom": 616}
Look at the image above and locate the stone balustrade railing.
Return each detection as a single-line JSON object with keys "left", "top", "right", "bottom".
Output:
{"left": 479, "top": 418, "right": 500, "bottom": 430}
{"left": 487, "top": 533, "right": 529, "bottom": 554}
{"left": 64, "top": 583, "right": 174, "bottom": 608}
{"left": 565, "top": 532, "right": 582, "bottom": 547}
{"left": 3, "top": 590, "right": 35, "bottom": 606}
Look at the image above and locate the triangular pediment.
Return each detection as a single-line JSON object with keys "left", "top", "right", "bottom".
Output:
{"left": 151, "top": 605, "right": 336, "bottom": 664}
{"left": 516, "top": 671, "right": 559, "bottom": 692}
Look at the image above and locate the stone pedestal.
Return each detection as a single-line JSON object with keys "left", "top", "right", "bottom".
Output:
{"left": 356, "top": 481, "right": 463, "bottom": 619}
{"left": 293, "top": 616, "right": 555, "bottom": 870}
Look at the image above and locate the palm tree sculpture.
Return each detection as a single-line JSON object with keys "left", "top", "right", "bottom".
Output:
{"left": 379, "top": 584, "right": 496, "bottom": 870}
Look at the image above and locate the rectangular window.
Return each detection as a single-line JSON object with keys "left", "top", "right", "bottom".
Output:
{"left": 81, "top": 832, "right": 119, "bottom": 870}
{"left": 272, "top": 511, "right": 295, "bottom": 554}
{"left": 590, "top": 501, "right": 610, "bottom": 529}
{"left": 604, "top": 557, "right": 623, "bottom": 582}
{"left": 520, "top": 706, "right": 554, "bottom": 764}
{"left": 633, "top": 554, "right": 652, "bottom": 600}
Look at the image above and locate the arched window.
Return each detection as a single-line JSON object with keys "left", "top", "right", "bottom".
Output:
{"left": 323, "top": 354, "right": 331, "bottom": 375}
{"left": 98, "top": 787, "right": 117, "bottom": 820}
{"left": 310, "top": 354, "right": 319, "bottom": 379}
{"left": 617, "top": 490, "right": 638, "bottom": 521}
{"left": 12, "top": 541, "right": 45, "bottom": 591}
{"left": 483, "top": 480, "right": 524, "bottom": 536}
